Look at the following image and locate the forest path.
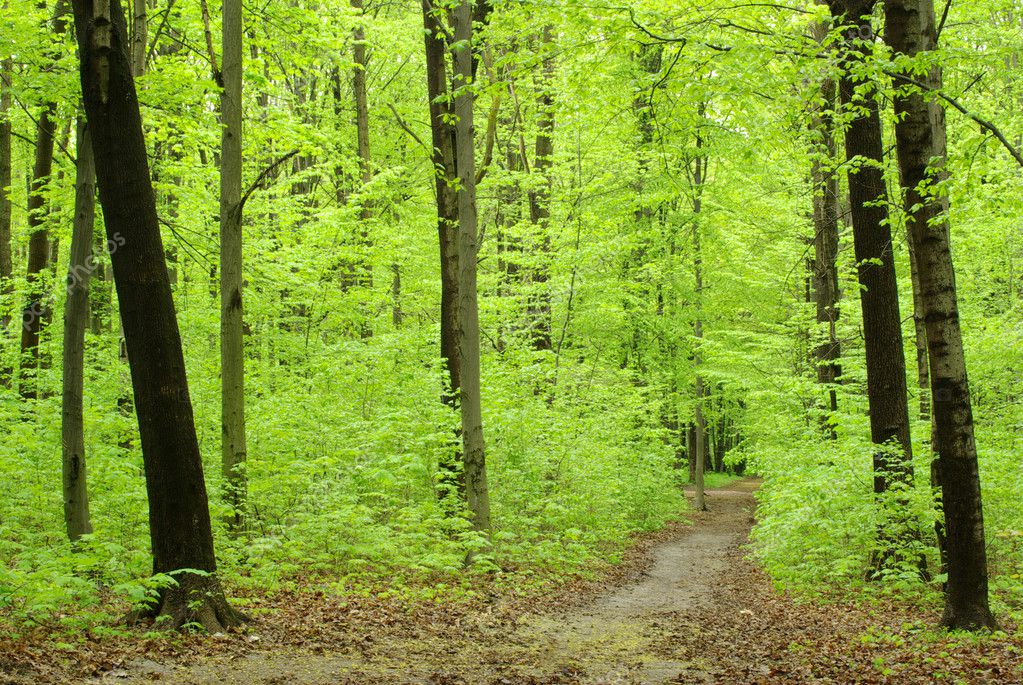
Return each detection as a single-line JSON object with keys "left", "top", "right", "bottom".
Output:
{"left": 111, "top": 479, "right": 759, "bottom": 685}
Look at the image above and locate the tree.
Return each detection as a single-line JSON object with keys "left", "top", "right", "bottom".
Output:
{"left": 0, "top": 53, "right": 12, "bottom": 343}
{"left": 19, "top": 0, "right": 68, "bottom": 399}
{"left": 452, "top": 0, "right": 490, "bottom": 532}
{"left": 827, "top": 0, "right": 917, "bottom": 555}
{"left": 70, "top": 0, "right": 243, "bottom": 629}
{"left": 422, "top": 0, "right": 463, "bottom": 498}
{"left": 60, "top": 117, "right": 95, "bottom": 544}
{"left": 690, "top": 106, "right": 708, "bottom": 512}
{"left": 220, "top": 0, "right": 248, "bottom": 534}
{"left": 885, "top": 0, "right": 998, "bottom": 629}
{"left": 808, "top": 19, "right": 842, "bottom": 429}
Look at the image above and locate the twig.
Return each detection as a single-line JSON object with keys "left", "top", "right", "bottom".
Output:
{"left": 238, "top": 149, "right": 301, "bottom": 213}
{"left": 886, "top": 69, "right": 1023, "bottom": 168}
{"left": 386, "top": 102, "right": 429, "bottom": 153}
{"left": 199, "top": 0, "right": 222, "bottom": 86}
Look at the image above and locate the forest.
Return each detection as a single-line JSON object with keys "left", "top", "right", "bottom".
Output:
{"left": 1, "top": 0, "right": 1022, "bottom": 680}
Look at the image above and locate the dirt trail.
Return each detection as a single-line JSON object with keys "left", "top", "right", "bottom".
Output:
{"left": 110, "top": 479, "right": 759, "bottom": 685}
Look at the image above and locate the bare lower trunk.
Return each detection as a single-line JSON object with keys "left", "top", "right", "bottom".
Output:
{"left": 0, "top": 55, "right": 12, "bottom": 381}
{"left": 220, "top": 0, "right": 247, "bottom": 534}
{"left": 352, "top": 0, "right": 373, "bottom": 298}
{"left": 452, "top": 0, "right": 490, "bottom": 532}
{"left": 61, "top": 117, "right": 95, "bottom": 543}
{"left": 19, "top": 0, "right": 68, "bottom": 399}
{"left": 809, "top": 23, "right": 842, "bottom": 426}
{"left": 423, "top": 0, "right": 463, "bottom": 500}
{"left": 526, "top": 26, "right": 555, "bottom": 351}
{"left": 72, "top": 0, "right": 243, "bottom": 630}
{"left": 691, "top": 121, "right": 707, "bottom": 511}
{"left": 885, "top": 0, "right": 997, "bottom": 630}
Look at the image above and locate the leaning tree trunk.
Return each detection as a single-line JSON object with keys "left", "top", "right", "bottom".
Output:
{"left": 829, "top": 0, "right": 916, "bottom": 502}
{"left": 61, "top": 117, "right": 95, "bottom": 544}
{"left": 885, "top": 0, "right": 998, "bottom": 630}
{"left": 452, "top": 0, "right": 490, "bottom": 532}
{"left": 220, "top": 0, "right": 248, "bottom": 535}
{"left": 422, "top": 0, "right": 464, "bottom": 501}
{"left": 71, "top": 0, "right": 244, "bottom": 630}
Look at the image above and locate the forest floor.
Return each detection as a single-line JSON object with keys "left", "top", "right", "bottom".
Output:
{"left": 4, "top": 478, "right": 1022, "bottom": 684}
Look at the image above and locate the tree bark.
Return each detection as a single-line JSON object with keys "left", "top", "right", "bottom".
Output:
{"left": 829, "top": 0, "right": 915, "bottom": 490}
{"left": 422, "top": 0, "right": 463, "bottom": 499}
{"left": 452, "top": 0, "right": 490, "bottom": 532}
{"left": 692, "top": 123, "right": 707, "bottom": 512}
{"left": 526, "top": 26, "right": 555, "bottom": 351}
{"left": 220, "top": 0, "right": 247, "bottom": 534}
{"left": 19, "top": 1, "right": 68, "bottom": 399}
{"left": 809, "top": 20, "right": 842, "bottom": 426}
{"left": 0, "top": 55, "right": 13, "bottom": 380}
{"left": 71, "top": 0, "right": 244, "bottom": 630}
{"left": 61, "top": 117, "right": 95, "bottom": 544}
{"left": 352, "top": 0, "right": 373, "bottom": 297}
{"left": 885, "top": 0, "right": 997, "bottom": 630}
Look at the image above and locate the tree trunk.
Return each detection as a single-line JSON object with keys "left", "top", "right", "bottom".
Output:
{"left": 692, "top": 116, "right": 707, "bottom": 511}
{"left": 452, "top": 0, "right": 490, "bottom": 532}
{"left": 220, "top": 0, "right": 247, "bottom": 534}
{"left": 829, "top": 0, "right": 915, "bottom": 490}
{"left": 352, "top": 0, "right": 373, "bottom": 298}
{"left": 0, "top": 55, "right": 12, "bottom": 382}
{"left": 906, "top": 239, "right": 931, "bottom": 423}
{"left": 422, "top": 0, "right": 463, "bottom": 499}
{"left": 885, "top": 0, "right": 998, "bottom": 630}
{"left": 809, "top": 20, "right": 842, "bottom": 427}
{"left": 131, "top": 0, "right": 146, "bottom": 74}
{"left": 71, "top": 0, "right": 244, "bottom": 630}
{"left": 61, "top": 117, "right": 95, "bottom": 544}
{"left": 526, "top": 26, "right": 555, "bottom": 351}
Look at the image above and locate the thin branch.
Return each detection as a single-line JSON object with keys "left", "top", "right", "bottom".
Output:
{"left": 886, "top": 70, "right": 1023, "bottom": 168}
{"left": 386, "top": 102, "right": 429, "bottom": 153}
{"left": 936, "top": 0, "right": 952, "bottom": 42}
{"left": 239, "top": 149, "right": 300, "bottom": 213}
{"left": 199, "top": 0, "right": 222, "bottom": 86}
{"left": 145, "top": 0, "right": 178, "bottom": 66}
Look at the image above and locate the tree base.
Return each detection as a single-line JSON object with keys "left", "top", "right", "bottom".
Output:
{"left": 941, "top": 604, "right": 999, "bottom": 632}
{"left": 128, "top": 573, "right": 247, "bottom": 632}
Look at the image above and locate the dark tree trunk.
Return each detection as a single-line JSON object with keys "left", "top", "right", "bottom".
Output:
{"left": 526, "top": 26, "right": 555, "bottom": 351}
{"left": 829, "top": 0, "right": 915, "bottom": 490}
{"left": 422, "top": 0, "right": 463, "bottom": 500}
{"left": 71, "top": 0, "right": 243, "bottom": 630}
{"left": 809, "top": 20, "right": 842, "bottom": 427}
{"left": 885, "top": 0, "right": 998, "bottom": 630}
{"left": 0, "top": 55, "right": 12, "bottom": 383}
{"left": 691, "top": 114, "right": 708, "bottom": 511}
{"left": 351, "top": 0, "right": 373, "bottom": 298}
{"left": 61, "top": 118, "right": 95, "bottom": 544}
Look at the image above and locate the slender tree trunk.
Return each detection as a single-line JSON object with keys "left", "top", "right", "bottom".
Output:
{"left": 526, "top": 26, "right": 555, "bottom": 351}
{"left": 452, "top": 0, "right": 490, "bottom": 532}
{"left": 352, "top": 0, "right": 373, "bottom": 297}
{"left": 0, "top": 55, "right": 13, "bottom": 382}
{"left": 906, "top": 239, "right": 931, "bottom": 423}
{"left": 131, "top": 0, "right": 146, "bottom": 74}
{"left": 809, "top": 21, "right": 842, "bottom": 427}
{"left": 19, "top": 2, "right": 68, "bottom": 399}
{"left": 885, "top": 0, "right": 997, "bottom": 630}
{"left": 390, "top": 263, "right": 402, "bottom": 328}
{"left": 422, "top": 0, "right": 463, "bottom": 498}
{"left": 71, "top": 0, "right": 244, "bottom": 629}
{"left": 220, "top": 0, "right": 247, "bottom": 533}
{"left": 692, "top": 128, "right": 707, "bottom": 512}
{"left": 61, "top": 117, "right": 95, "bottom": 544}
